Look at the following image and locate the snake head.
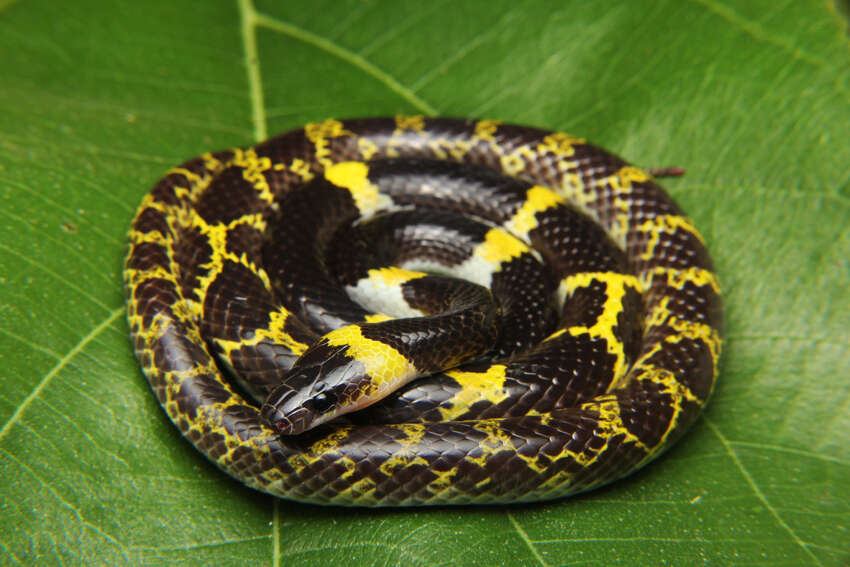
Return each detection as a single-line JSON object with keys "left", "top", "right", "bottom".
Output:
{"left": 260, "top": 341, "right": 369, "bottom": 435}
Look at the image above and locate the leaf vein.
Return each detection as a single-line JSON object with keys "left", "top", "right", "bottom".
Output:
{"left": 507, "top": 511, "right": 548, "bottom": 567}
{"left": 0, "top": 243, "right": 112, "bottom": 311}
{"left": 272, "top": 499, "right": 280, "bottom": 567}
{"left": 0, "top": 307, "right": 124, "bottom": 441}
{"left": 691, "top": 0, "right": 849, "bottom": 101}
{"left": 729, "top": 440, "right": 850, "bottom": 466}
{"left": 237, "top": 0, "right": 267, "bottom": 141}
{"left": 410, "top": 15, "right": 503, "bottom": 93}
{"left": 0, "top": 133, "right": 177, "bottom": 165}
{"left": 130, "top": 534, "right": 272, "bottom": 552}
{"left": 252, "top": 10, "right": 437, "bottom": 116}
{"left": 706, "top": 418, "right": 824, "bottom": 566}
{"left": 0, "top": 326, "right": 61, "bottom": 359}
{"left": 0, "top": 447, "right": 132, "bottom": 564}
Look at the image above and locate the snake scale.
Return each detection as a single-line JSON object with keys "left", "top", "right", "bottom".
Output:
{"left": 124, "top": 116, "right": 722, "bottom": 506}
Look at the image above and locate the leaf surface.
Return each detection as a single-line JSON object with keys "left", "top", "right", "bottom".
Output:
{"left": 1, "top": 1, "right": 848, "bottom": 565}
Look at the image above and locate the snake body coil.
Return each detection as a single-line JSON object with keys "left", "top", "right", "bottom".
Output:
{"left": 125, "top": 116, "right": 722, "bottom": 506}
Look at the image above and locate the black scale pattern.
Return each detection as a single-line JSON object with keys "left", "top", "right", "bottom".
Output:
{"left": 125, "top": 117, "right": 722, "bottom": 506}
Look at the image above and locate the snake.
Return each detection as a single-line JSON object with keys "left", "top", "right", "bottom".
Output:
{"left": 124, "top": 116, "right": 722, "bottom": 506}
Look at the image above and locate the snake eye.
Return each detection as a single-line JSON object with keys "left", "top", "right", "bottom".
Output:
{"left": 310, "top": 391, "right": 337, "bottom": 414}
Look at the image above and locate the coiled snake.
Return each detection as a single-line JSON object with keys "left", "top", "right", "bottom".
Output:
{"left": 124, "top": 116, "right": 722, "bottom": 506}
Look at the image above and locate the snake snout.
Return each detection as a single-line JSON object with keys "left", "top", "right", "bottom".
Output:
{"left": 261, "top": 386, "right": 310, "bottom": 435}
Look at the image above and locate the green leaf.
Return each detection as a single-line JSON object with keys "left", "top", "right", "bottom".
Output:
{"left": 1, "top": 0, "right": 848, "bottom": 565}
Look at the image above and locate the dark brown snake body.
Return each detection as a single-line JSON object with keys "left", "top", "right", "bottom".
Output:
{"left": 124, "top": 116, "right": 722, "bottom": 506}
